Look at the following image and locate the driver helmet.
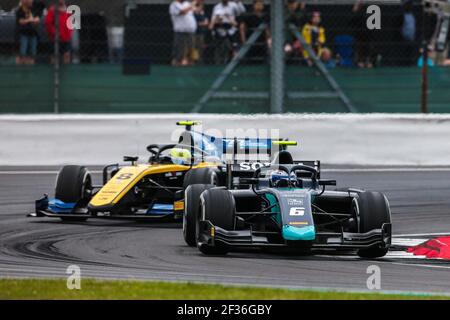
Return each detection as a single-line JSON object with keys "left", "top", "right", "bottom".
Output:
{"left": 170, "top": 148, "right": 192, "bottom": 165}
{"left": 269, "top": 170, "right": 290, "bottom": 186}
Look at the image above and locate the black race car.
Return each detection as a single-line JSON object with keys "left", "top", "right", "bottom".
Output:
{"left": 183, "top": 141, "right": 392, "bottom": 258}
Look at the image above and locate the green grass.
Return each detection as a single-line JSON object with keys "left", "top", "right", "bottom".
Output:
{"left": 0, "top": 279, "right": 448, "bottom": 300}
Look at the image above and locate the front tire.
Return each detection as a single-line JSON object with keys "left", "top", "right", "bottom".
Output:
{"left": 183, "top": 168, "right": 218, "bottom": 189}
{"left": 55, "top": 165, "right": 91, "bottom": 222}
{"left": 197, "top": 188, "right": 235, "bottom": 255}
{"left": 355, "top": 191, "right": 391, "bottom": 258}
{"left": 183, "top": 184, "right": 214, "bottom": 246}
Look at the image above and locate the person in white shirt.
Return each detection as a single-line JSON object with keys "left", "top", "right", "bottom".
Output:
{"left": 169, "top": 0, "right": 198, "bottom": 66}
{"left": 209, "top": 0, "right": 246, "bottom": 64}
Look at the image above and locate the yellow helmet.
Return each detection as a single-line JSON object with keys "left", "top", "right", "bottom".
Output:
{"left": 170, "top": 148, "right": 192, "bottom": 165}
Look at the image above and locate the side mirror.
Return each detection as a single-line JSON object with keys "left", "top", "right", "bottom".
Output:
{"left": 319, "top": 179, "right": 336, "bottom": 186}
{"left": 124, "top": 156, "right": 139, "bottom": 165}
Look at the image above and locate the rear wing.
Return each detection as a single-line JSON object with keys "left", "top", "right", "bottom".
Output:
{"left": 222, "top": 138, "right": 273, "bottom": 163}
{"left": 218, "top": 137, "right": 320, "bottom": 178}
{"left": 181, "top": 131, "right": 319, "bottom": 173}
{"left": 178, "top": 132, "right": 273, "bottom": 162}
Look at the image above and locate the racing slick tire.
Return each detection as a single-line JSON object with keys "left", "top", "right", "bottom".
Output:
{"left": 183, "top": 168, "right": 218, "bottom": 189}
{"left": 55, "top": 165, "right": 92, "bottom": 222}
{"left": 184, "top": 184, "right": 214, "bottom": 247}
{"left": 355, "top": 191, "right": 391, "bottom": 258}
{"left": 197, "top": 188, "right": 235, "bottom": 255}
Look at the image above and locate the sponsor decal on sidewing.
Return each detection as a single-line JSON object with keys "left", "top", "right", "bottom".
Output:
{"left": 289, "top": 207, "right": 305, "bottom": 216}
{"left": 287, "top": 198, "right": 304, "bottom": 206}
{"left": 239, "top": 162, "right": 271, "bottom": 171}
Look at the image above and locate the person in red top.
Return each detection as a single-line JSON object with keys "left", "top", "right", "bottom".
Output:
{"left": 45, "top": 0, "right": 73, "bottom": 64}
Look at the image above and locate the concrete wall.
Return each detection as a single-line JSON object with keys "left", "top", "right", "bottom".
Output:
{"left": 1, "top": 113, "right": 450, "bottom": 166}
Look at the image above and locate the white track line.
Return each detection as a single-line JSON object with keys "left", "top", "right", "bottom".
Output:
{"left": 386, "top": 252, "right": 429, "bottom": 259}
{"left": 0, "top": 171, "right": 58, "bottom": 175}
{"left": 391, "top": 262, "right": 450, "bottom": 270}
{"left": 322, "top": 168, "right": 450, "bottom": 173}
{"left": 392, "top": 238, "right": 426, "bottom": 247}
{"left": 3, "top": 113, "right": 450, "bottom": 121}
{"left": 2, "top": 168, "right": 450, "bottom": 175}
{"left": 0, "top": 170, "right": 103, "bottom": 175}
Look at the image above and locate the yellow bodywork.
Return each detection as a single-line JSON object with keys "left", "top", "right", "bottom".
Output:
{"left": 174, "top": 200, "right": 185, "bottom": 211}
{"left": 89, "top": 162, "right": 217, "bottom": 209}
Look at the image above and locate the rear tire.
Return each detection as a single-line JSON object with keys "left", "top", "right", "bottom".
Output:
{"left": 355, "top": 191, "right": 391, "bottom": 258}
{"left": 197, "top": 188, "right": 235, "bottom": 255}
{"left": 55, "top": 165, "right": 91, "bottom": 222}
{"left": 183, "top": 184, "right": 214, "bottom": 246}
{"left": 183, "top": 168, "right": 218, "bottom": 189}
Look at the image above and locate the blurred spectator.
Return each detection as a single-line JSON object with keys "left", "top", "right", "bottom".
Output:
{"left": 351, "top": 0, "right": 376, "bottom": 68}
{"left": 210, "top": 0, "right": 246, "bottom": 64}
{"left": 193, "top": 0, "right": 209, "bottom": 64}
{"left": 442, "top": 40, "right": 450, "bottom": 66}
{"left": 418, "top": 47, "right": 435, "bottom": 67}
{"left": 284, "top": 0, "right": 307, "bottom": 63}
{"left": 45, "top": 0, "right": 73, "bottom": 64}
{"left": 396, "top": 0, "right": 417, "bottom": 66}
{"left": 239, "top": 0, "right": 271, "bottom": 64}
{"left": 32, "top": 0, "right": 46, "bottom": 17}
{"left": 302, "top": 11, "right": 327, "bottom": 66}
{"left": 285, "top": 0, "right": 306, "bottom": 27}
{"left": 16, "top": 0, "right": 40, "bottom": 65}
{"left": 169, "top": 0, "right": 197, "bottom": 66}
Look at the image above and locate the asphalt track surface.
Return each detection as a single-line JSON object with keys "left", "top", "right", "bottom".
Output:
{"left": 1, "top": 167, "right": 450, "bottom": 294}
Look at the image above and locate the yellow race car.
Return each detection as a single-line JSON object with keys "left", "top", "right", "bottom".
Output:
{"left": 30, "top": 121, "right": 225, "bottom": 222}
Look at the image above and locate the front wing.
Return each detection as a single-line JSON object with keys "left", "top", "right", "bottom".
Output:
{"left": 28, "top": 196, "right": 181, "bottom": 220}
{"left": 198, "top": 220, "right": 392, "bottom": 251}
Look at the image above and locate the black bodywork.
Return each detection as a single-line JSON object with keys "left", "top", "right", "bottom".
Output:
{"left": 197, "top": 162, "right": 392, "bottom": 255}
